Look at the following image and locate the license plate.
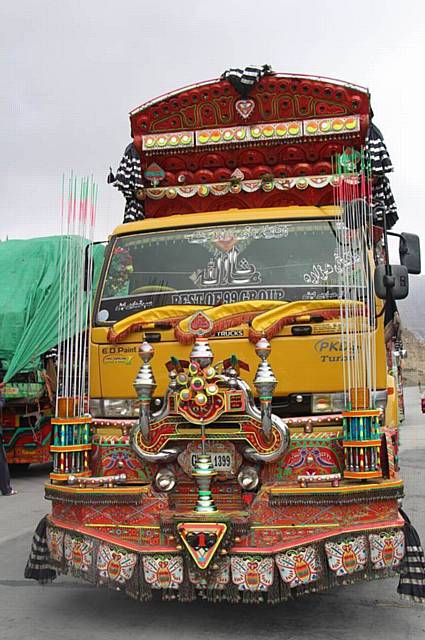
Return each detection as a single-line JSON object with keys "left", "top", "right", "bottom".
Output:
{"left": 190, "top": 452, "right": 234, "bottom": 472}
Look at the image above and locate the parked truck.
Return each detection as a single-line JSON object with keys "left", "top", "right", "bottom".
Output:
{"left": 0, "top": 236, "right": 103, "bottom": 467}
{"left": 27, "top": 67, "right": 424, "bottom": 604}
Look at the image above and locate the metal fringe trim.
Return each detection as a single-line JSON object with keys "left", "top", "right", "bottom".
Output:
{"left": 269, "top": 485, "right": 404, "bottom": 507}
{"left": 45, "top": 486, "right": 146, "bottom": 505}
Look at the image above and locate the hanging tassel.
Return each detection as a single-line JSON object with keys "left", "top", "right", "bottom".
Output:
{"left": 206, "top": 584, "right": 235, "bottom": 603}
{"left": 178, "top": 579, "right": 197, "bottom": 602}
{"left": 220, "top": 581, "right": 240, "bottom": 603}
{"left": 397, "top": 509, "right": 425, "bottom": 603}
{"left": 266, "top": 570, "right": 282, "bottom": 604}
{"left": 123, "top": 556, "right": 141, "bottom": 600}
{"left": 162, "top": 587, "right": 178, "bottom": 601}
{"left": 242, "top": 589, "right": 263, "bottom": 604}
{"left": 178, "top": 558, "right": 197, "bottom": 602}
{"left": 138, "top": 559, "right": 153, "bottom": 602}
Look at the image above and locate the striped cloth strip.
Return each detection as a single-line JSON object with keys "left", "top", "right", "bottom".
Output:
{"left": 221, "top": 64, "right": 273, "bottom": 98}
{"left": 366, "top": 122, "right": 398, "bottom": 229}
{"left": 397, "top": 509, "right": 425, "bottom": 603}
{"left": 366, "top": 122, "right": 394, "bottom": 175}
{"left": 111, "top": 143, "right": 145, "bottom": 223}
{"left": 373, "top": 174, "right": 398, "bottom": 229}
{"left": 24, "top": 516, "right": 57, "bottom": 584}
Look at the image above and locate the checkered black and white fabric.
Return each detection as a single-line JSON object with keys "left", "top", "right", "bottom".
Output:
{"left": 373, "top": 174, "right": 398, "bottom": 228}
{"left": 112, "top": 143, "right": 145, "bottom": 223}
{"left": 221, "top": 64, "right": 273, "bottom": 98}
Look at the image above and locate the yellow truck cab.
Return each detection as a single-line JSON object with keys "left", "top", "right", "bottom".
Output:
{"left": 91, "top": 206, "right": 388, "bottom": 406}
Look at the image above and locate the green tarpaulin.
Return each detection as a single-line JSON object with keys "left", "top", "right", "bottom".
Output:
{"left": 0, "top": 236, "right": 104, "bottom": 382}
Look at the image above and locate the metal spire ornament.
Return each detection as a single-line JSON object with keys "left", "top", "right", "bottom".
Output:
{"left": 181, "top": 316, "right": 218, "bottom": 511}
{"left": 189, "top": 336, "right": 214, "bottom": 369}
{"left": 253, "top": 338, "right": 277, "bottom": 441}
{"left": 193, "top": 439, "right": 218, "bottom": 513}
{"left": 134, "top": 342, "right": 157, "bottom": 442}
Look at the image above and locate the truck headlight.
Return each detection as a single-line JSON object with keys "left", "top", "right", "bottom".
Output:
{"left": 311, "top": 390, "right": 387, "bottom": 414}
{"left": 237, "top": 466, "right": 259, "bottom": 491}
{"left": 154, "top": 467, "right": 176, "bottom": 492}
{"left": 89, "top": 399, "right": 140, "bottom": 417}
{"left": 311, "top": 392, "right": 345, "bottom": 414}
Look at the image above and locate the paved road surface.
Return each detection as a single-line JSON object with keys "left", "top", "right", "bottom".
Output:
{"left": 1, "top": 387, "right": 424, "bottom": 640}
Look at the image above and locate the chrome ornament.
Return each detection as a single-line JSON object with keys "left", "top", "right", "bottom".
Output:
{"left": 253, "top": 338, "right": 277, "bottom": 440}
{"left": 193, "top": 452, "right": 217, "bottom": 513}
{"left": 130, "top": 331, "right": 290, "bottom": 466}
{"left": 189, "top": 336, "right": 214, "bottom": 368}
{"left": 133, "top": 342, "right": 157, "bottom": 441}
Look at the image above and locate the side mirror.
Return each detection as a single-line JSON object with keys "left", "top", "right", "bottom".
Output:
{"left": 399, "top": 233, "right": 421, "bottom": 274}
{"left": 374, "top": 264, "right": 409, "bottom": 300}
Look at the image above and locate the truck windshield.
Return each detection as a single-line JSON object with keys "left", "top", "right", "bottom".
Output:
{"left": 97, "top": 219, "right": 360, "bottom": 323}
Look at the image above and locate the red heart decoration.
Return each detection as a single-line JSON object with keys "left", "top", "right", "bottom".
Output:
{"left": 190, "top": 312, "right": 212, "bottom": 333}
{"left": 235, "top": 99, "right": 255, "bottom": 119}
{"left": 215, "top": 235, "right": 236, "bottom": 252}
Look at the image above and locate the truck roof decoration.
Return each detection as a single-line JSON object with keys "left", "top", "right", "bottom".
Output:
{"left": 111, "top": 66, "right": 397, "bottom": 228}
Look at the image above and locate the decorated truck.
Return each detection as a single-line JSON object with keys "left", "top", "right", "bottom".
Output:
{"left": 26, "top": 67, "right": 424, "bottom": 604}
{"left": 0, "top": 356, "right": 55, "bottom": 467}
{"left": 0, "top": 236, "right": 103, "bottom": 467}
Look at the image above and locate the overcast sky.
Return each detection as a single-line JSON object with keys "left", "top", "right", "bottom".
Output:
{"left": 1, "top": 0, "right": 425, "bottom": 257}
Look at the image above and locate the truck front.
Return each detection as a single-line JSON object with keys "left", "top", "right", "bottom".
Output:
{"left": 38, "top": 68, "right": 421, "bottom": 603}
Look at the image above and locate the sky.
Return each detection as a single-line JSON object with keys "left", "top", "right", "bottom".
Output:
{"left": 1, "top": 0, "right": 425, "bottom": 261}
